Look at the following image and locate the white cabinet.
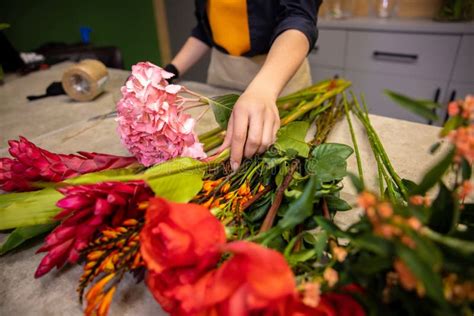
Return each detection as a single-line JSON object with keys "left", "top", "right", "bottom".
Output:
{"left": 309, "top": 19, "right": 473, "bottom": 125}
{"left": 345, "top": 70, "right": 447, "bottom": 124}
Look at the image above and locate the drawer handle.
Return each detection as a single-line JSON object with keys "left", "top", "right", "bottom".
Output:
{"left": 372, "top": 51, "right": 418, "bottom": 63}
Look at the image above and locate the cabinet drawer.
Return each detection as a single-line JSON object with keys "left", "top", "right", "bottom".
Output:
{"left": 345, "top": 70, "right": 448, "bottom": 124}
{"left": 308, "top": 29, "right": 346, "bottom": 68}
{"left": 345, "top": 31, "right": 460, "bottom": 81}
{"left": 310, "top": 66, "right": 343, "bottom": 83}
{"left": 451, "top": 35, "right": 474, "bottom": 84}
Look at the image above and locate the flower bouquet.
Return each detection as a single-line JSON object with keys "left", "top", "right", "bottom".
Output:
{"left": 1, "top": 62, "right": 473, "bottom": 316}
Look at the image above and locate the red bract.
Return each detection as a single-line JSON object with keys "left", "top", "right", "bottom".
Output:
{"left": 34, "top": 181, "right": 153, "bottom": 278}
{"left": 168, "top": 241, "right": 296, "bottom": 316}
{"left": 0, "top": 137, "right": 137, "bottom": 192}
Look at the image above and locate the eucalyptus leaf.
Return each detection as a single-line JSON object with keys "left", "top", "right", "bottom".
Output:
{"left": 0, "top": 188, "right": 62, "bottom": 230}
{"left": 208, "top": 94, "right": 240, "bottom": 129}
{"left": 274, "top": 121, "right": 310, "bottom": 158}
{"left": 144, "top": 157, "right": 204, "bottom": 202}
{"left": 413, "top": 148, "right": 455, "bottom": 195}
{"left": 0, "top": 222, "right": 57, "bottom": 255}
{"left": 385, "top": 90, "right": 439, "bottom": 121}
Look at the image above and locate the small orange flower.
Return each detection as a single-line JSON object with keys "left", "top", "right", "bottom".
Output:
{"left": 238, "top": 182, "right": 250, "bottom": 196}
{"left": 358, "top": 191, "right": 377, "bottom": 209}
{"left": 332, "top": 246, "right": 348, "bottom": 262}
{"left": 407, "top": 217, "right": 422, "bottom": 231}
{"left": 394, "top": 259, "right": 421, "bottom": 294}
{"left": 377, "top": 202, "right": 393, "bottom": 218}
{"left": 301, "top": 282, "right": 321, "bottom": 308}
{"left": 220, "top": 182, "right": 231, "bottom": 194}
{"left": 323, "top": 267, "right": 339, "bottom": 287}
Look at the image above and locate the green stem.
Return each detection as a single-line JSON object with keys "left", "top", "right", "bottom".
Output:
{"left": 199, "top": 127, "right": 223, "bottom": 141}
{"left": 422, "top": 227, "right": 474, "bottom": 256}
{"left": 343, "top": 93, "right": 365, "bottom": 187}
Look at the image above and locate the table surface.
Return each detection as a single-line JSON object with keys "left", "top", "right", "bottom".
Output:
{"left": 0, "top": 62, "right": 445, "bottom": 315}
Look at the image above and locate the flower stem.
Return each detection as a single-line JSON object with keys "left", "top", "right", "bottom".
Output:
{"left": 259, "top": 159, "right": 299, "bottom": 233}
{"left": 342, "top": 92, "right": 365, "bottom": 187}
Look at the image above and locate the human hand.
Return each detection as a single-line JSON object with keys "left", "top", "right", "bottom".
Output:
{"left": 218, "top": 88, "right": 280, "bottom": 171}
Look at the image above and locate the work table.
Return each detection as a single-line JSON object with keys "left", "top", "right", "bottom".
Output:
{"left": 0, "top": 62, "right": 446, "bottom": 315}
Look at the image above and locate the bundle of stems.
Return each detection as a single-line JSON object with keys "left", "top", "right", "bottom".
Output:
{"left": 344, "top": 92, "right": 408, "bottom": 202}
{"left": 199, "top": 79, "right": 352, "bottom": 153}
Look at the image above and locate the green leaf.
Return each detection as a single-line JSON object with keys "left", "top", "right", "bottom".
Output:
{"left": 314, "top": 216, "right": 349, "bottom": 238}
{"left": 347, "top": 172, "right": 364, "bottom": 193}
{"left": 460, "top": 203, "right": 474, "bottom": 225}
{"left": 144, "top": 157, "right": 204, "bottom": 202}
{"left": 0, "top": 23, "right": 10, "bottom": 30}
{"left": 64, "top": 168, "right": 140, "bottom": 185}
{"left": 308, "top": 143, "right": 353, "bottom": 183}
{"left": 326, "top": 195, "right": 352, "bottom": 211}
{"left": 440, "top": 115, "right": 463, "bottom": 137}
{"left": 208, "top": 94, "right": 240, "bottom": 129}
{"left": 461, "top": 157, "right": 472, "bottom": 181}
{"left": 274, "top": 121, "right": 311, "bottom": 158}
{"left": 429, "top": 182, "right": 458, "bottom": 234}
{"left": 0, "top": 222, "right": 57, "bottom": 255}
{"left": 278, "top": 176, "right": 318, "bottom": 230}
{"left": 351, "top": 234, "right": 393, "bottom": 257}
{"left": 396, "top": 243, "right": 445, "bottom": 303}
{"left": 413, "top": 148, "right": 455, "bottom": 195}
{"left": 385, "top": 90, "right": 439, "bottom": 121}
{"left": 0, "top": 188, "right": 62, "bottom": 230}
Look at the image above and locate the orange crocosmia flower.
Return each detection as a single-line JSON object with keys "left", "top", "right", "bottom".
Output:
{"left": 140, "top": 197, "right": 226, "bottom": 275}
{"left": 357, "top": 191, "right": 377, "bottom": 209}
{"left": 172, "top": 241, "right": 296, "bottom": 316}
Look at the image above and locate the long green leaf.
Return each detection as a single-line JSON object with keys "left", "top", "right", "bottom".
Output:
{"left": 428, "top": 182, "right": 458, "bottom": 234}
{"left": 64, "top": 168, "right": 140, "bottom": 185}
{"left": 208, "top": 94, "right": 240, "bottom": 129}
{"left": 0, "top": 222, "right": 57, "bottom": 255}
{"left": 0, "top": 188, "right": 62, "bottom": 230}
{"left": 278, "top": 176, "right": 318, "bottom": 230}
{"left": 413, "top": 148, "right": 455, "bottom": 195}
{"left": 396, "top": 243, "right": 445, "bottom": 303}
{"left": 385, "top": 90, "right": 439, "bottom": 121}
{"left": 144, "top": 157, "right": 204, "bottom": 202}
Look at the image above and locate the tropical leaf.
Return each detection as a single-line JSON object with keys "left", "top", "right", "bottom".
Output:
{"left": 144, "top": 157, "right": 204, "bottom": 202}
{"left": 274, "top": 121, "right": 311, "bottom": 158}
{"left": 0, "top": 223, "right": 57, "bottom": 255}
{"left": 385, "top": 90, "right": 439, "bottom": 121}
{"left": 208, "top": 94, "right": 240, "bottom": 129}
{"left": 64, "top": 168, "right": 140, "bottom": 185}
{"left": 0, "top": 188, "right": 62, "bottom": 230}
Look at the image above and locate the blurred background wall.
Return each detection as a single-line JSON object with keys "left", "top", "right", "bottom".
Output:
{"left": 0, "top": 0, "right": 162, "bottom": 69}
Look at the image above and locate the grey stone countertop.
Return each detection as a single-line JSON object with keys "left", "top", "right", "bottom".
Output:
{"left": 0, "top": 62, "right": 445, "bottom": 315}
{"left": 319, "top": 16, "right": 474, "bottom": 34}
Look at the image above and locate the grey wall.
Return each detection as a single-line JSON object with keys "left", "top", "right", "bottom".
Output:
{"left": 165, "top": 0, "right": 210, "bottom": 82}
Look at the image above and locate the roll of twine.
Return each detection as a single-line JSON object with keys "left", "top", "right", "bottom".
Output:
{"left": 61, "top": 59, "right": 109, "bottom": 102}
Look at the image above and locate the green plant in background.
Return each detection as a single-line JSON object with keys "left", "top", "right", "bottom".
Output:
{"left": 436, "top": 0, "right": 474, "bottom": 21}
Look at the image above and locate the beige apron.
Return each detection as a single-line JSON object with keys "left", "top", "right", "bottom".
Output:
{"left": 206, "top": 48, "right": 312, "bottom": 96}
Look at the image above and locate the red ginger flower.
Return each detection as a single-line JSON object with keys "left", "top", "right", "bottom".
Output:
{"left": 35, "top": 181, "right": 153, "bottom": 278}
{"left": 0, "top": 137, "right": 137, "bottom": 192}
{"left": 162, "top": 241, "right": 296, "bottom": 316}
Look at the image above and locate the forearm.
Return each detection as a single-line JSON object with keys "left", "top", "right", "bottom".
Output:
{"left": 246, "top": 29, "right": 309, "bottom": 99}
{"left": 171, "top": 37, "right": 210, "bottom": 76}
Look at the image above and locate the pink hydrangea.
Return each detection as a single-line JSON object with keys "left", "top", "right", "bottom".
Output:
{"left": 116, "top": 62, "right": 206, "bottom": 166}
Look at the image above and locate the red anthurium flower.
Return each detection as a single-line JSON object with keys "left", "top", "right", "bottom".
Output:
{"left": 0, "top": 137, "right": 137, "bottom": 192}
{"left": 34, "top": 181, "right": 152, "bottom": 278}
{"left": 169, "top": 241, "right": 296, "bottom": 316}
